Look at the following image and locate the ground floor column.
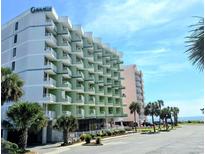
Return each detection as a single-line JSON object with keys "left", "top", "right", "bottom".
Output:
{"left": 2, "top": 129, "right": 8, "bottom": 140}
{"left": 42, "top": 127, "right": 47, "bottom": 144}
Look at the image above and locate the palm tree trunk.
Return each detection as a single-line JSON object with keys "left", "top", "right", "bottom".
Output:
{"left": 63, "top": 129, "right": 69, "bottom": 144}
{"left": 170, "top": 117, "right": 173, "bottom": 129}
{"left": 18, "top": 128, "right": 28, "bottom": 150}
{"left": 158, "top": 117, "right": 161, "bottom": 130}
{"left": 151, "top": 115, "right": 155, "bottom": 133}
{"left": 134, "top": 111, "right": 137, "bottom": 132}
{"left": 165, "top": 118, "right": 168, "bottom": 131}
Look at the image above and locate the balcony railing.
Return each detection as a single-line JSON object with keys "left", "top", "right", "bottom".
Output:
{"left": 62, "top": 111, "right": 71, "bottom": 116}
{"left": 45, "top": 47, "right": 57, "bottom": 59}
{"left": 44, "top": 78, "right": 56, "bottom": 87}
{"left": 45, "top": 33, "right": 57, "bottom": 46}
{"left": 45, "top": 110, "right": 56, "bottom": 120}
{"left": 43, "top": 94, "right": 56, "bottom": 102}
{"left": 45, "top": 63, "right": 57, "bottom": 73}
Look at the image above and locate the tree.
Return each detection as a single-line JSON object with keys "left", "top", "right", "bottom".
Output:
{"left": 129, "top": 101, "right": 141, "bottom": 132}
{"left": 1, "top": 67, "right": 24, "bottom": 105}
{"left": 156, "top": 100, "right": 164, "bottom": 130}
{"left": 6, "top": 102, "right": 47, "bottom": 150}
{"left": 185, "top": 17, "right": 204, "bottom": 71}
{"left": 160, "top": 107, "right": 171, "bottom": 131}
{"left": 144, "top": 102, "right": 158, "bottom": 133}
{"left": 108, "top": 118, "right": 114, "bottom": 128}
{"left": 54, "top": 115, "right": 77, "bottom": 145}
{"left": 172, "top": 107, "right": 180, "bottom": 126}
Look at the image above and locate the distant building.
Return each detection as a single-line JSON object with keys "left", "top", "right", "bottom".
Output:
{"left": 120, "top": 64, "right": 145, "bottom": 126}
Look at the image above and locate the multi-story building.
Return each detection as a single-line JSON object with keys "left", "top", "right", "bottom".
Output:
{"left": 1, "top": 6, "right": 125, "bottom": 143}
{"left": 121, "top": 65, "right": 145, "bottom": 126}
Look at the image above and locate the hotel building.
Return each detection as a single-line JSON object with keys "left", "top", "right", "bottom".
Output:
{"left": 121, "top": 65, "right": 145, "bottom": 126}
{"left": 1, "top": 7, "right": 125, "bottom": 143}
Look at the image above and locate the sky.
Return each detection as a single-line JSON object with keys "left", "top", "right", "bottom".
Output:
{"left": 1, "top": 0, "right": 204, "bottom": 117}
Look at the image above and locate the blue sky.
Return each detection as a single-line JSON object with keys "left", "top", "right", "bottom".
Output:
{"left": 2, "top": 0, "right": 204, "bottom": 117}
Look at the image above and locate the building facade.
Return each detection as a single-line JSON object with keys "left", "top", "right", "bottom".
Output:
{"left": 1, "top": 7, "right": 125, "bottom": 143}
{"left": 121, "top": 65, "right": 145, "bottom": 126}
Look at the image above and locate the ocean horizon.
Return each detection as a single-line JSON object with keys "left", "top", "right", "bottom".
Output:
{"left": 147, "top": 115, "right": 204, "bottom": 122}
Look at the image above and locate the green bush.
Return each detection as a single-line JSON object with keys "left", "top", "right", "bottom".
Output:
{"left": 119, "top": 129, "right": 126, "bottom": 134}
{"left": 106, "top": 130, "right": 112, "bottom": 136}
{"left": 1, "top": 138, "right": 25, "bottom": 154}
{"left": 85, "top": 134, "right": 92, "bottom": 144}
{"left": 80, "top": 134, "right": 86, "bottom": 141}
{"left": 125, "top": 127, "right": 132, "bottom": 131}
{"left": 95, "top": 137, "right": 101, "bottom": 145}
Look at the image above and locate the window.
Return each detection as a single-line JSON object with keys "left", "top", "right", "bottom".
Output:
{"left": 44, "top": 73, "right": 48, "bottom": 81}
{"left": 12, "top": 61, "right": 15, "bottom": 71}
{"left": 43, "top": 88, "right": 47, "bottom": 97}
{"left": 13, "top": 48, "right": 16, "bottom": 57}
{"left": 14, "top": 34, "right": 17, "bottom": 43}
{"left": 15, "top": 22, "right": 18, "bottom": 31}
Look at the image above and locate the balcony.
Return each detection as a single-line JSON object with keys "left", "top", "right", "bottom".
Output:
{"left": 72, "top": 47, "right": 83, "bottom": 57}
{"left": 45, "top": 63, "right": 57, "bottom": 74}
{"left": 64, "top": 96, "right": 72, "bottom": 103}
{"left": 75, "top": 96, "right": 85, "bottom": 104}
{"left": 62, "top": 67, "right": 72, "bottom": 76}
{"left": 43, "top": 94, "right": 56, "bottom": 103}
{"left": 61, "top": 81, "right": 72, "bottom": 90}
{"left": 86, "top": 87, "right": 95, "bottom": 93}
{"left": 75, "top": 84, "right": 84, "bottom": 92}
{"left": 98, "top": 111, "right": 105, "bottom": 117}
{"left": 44, "top": 78, "right": 56, "bottom": 88}
{"left": 89, "top": 109, "right": 96, "bottom": 117}
{"left": 45, "top": 33, "right": 57, "bottom": 47}
{"left": 73, "top": 61, "right": 84, "bottom": 69}
{"left": 98, "top": 88, "right": 104, "bottom": 95}
{"left": 60, "top": 53, "right": 71, "bottom": 64}
{"left": 58, "top": 40, "right": 72, "bottom": 52}
{"left": 88, "top": 97, "right": 95, "bottom": 104}
{"left": 62, "top": 111, "right": 71, "bottom": 116}
{"left": 46, "top": 19, "right": 57, "bottom": 32}
{"left": 45, "top": 47, "right": 57, "bottom": 60}
{"left": 45, "top": 111, "right": 56, "bottom": 120}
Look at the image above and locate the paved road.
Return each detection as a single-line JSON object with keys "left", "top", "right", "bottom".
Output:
{"left": 30, "top": 125, "right": 204, "bottom": 154}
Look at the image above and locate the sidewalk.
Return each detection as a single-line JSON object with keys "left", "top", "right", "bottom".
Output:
{"left": 28, "top": 133, "right": 136, "bottom": 154}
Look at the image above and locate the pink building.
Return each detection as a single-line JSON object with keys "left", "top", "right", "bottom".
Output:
{"left": 121, "top": 65, "right": 145, "bottom": 126}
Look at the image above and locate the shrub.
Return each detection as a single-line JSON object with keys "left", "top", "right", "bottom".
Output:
{"left": 106, "top": 130, "right": 112, "bottom": 136}
{"left": 119, "top": 129, "right": 126, "bottom": 134}
{"left": 125, "top": 127, "right": 132, "bottom": 131}
{"left": 80, "top": 134, "right": 86, "bottom": 141}
{"left": 96, "top": 137, "right": 101, "bottom": 145}
{"left": 84, "top": 134, "right": 92, "bottom": 144}
{"left": 1, "top": 138, "right": 25, "bottom": 154}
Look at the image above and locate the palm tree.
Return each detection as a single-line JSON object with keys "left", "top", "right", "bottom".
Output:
{"left": 144, "top": 102, "right": 158, "bottom": 133}
{"left": 129, "top": 101, "right": 141, "bottom": 132}
{"left": 6, "top": 102, "right": 47, "bottom": 150}
{"left": 160, "top": 107, "right": 171, "bottom": 131}
{"left": 169, "top": 107, "right": 174, "bottom": 129}
{"left": 172, "top": 107, "right": 180, "bottom": 126}
{"left": 1, "top": 67, "right": 24, "bottom": 105}
{"left": 54, "top": 115, "right": 77, "bottom": 145}
{"left": 156, "top": 100, "right": 164, "bottom": 130}
{"left": 185, "top": 17, "right": 204, "bottom": 71}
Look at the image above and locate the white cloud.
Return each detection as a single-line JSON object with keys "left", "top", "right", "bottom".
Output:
{"left": 166, "top": 98, "right": 204, "bottom": 117}
{"left": 84, "top": 0, "right": 201, "bottom": 37}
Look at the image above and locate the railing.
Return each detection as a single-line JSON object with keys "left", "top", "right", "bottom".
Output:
{"left": 44, "top": 78, "right": 56, "bottom": 86}
{"left": 44, "top": 94, "right": 56, "bottom": 102}
{"left": 45, "top": 63, "right": 57, "bottom": 72}
{"left": 45, "top": 33, "right": 57, "bottom": 45}
{"left": 62, "top": 111, "right": 71, "bottom": 116}
{"left": 45, "top": 110, "right": 56, "bottom": 119}
{"left": 45, "top": 47, "right": 57, "bottom": 58}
